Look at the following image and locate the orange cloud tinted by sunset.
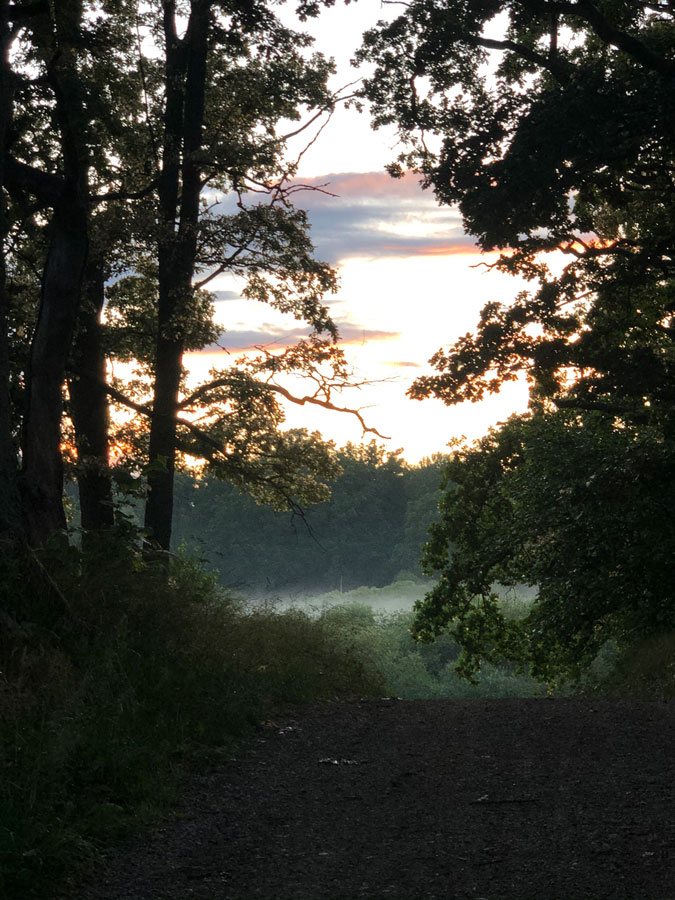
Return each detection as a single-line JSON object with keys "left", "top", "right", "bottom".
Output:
{"left": 376, "top": 241, "right": 481, "bottom": 258}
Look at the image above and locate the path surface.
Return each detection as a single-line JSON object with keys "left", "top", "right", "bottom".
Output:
{"left": 71, "top": 698, "right": 675, "bottom": 900}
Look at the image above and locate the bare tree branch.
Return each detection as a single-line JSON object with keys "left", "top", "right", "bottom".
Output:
{"left": 177, "top": 374, "right": 390, "bottom": 439}
{"left": 264, "top": 381, "right": 390, "bottom": 439}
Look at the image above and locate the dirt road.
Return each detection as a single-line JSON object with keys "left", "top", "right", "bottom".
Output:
{"left": 69, "top": 698, "right": 675, "bottom": 900}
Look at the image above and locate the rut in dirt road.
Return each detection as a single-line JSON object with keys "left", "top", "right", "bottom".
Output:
{"left": 69, "top": 698, "right": 675, "bottom": 900}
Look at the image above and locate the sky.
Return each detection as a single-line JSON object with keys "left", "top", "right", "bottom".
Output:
{"left": 185, "top": 1, "right": 530, "bottom": 463}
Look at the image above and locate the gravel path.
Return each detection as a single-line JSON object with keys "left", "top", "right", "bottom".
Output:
{"left": 68, "top": 698, "right": 675, "bottom": 900}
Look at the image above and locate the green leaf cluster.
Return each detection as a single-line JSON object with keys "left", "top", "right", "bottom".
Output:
{"left": 415, "top": 413, "right": 675, "bottom": 682}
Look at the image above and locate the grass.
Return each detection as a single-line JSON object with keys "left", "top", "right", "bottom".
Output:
{"left": 317, "top": 602, "right": 546, "bottom": 700}
{"left": 0, "top": 542, "right": 385, "bottom": 900}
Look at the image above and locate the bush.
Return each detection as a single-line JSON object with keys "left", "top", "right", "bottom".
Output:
{"left": 318, "top": 603, "right": 545, "bottom": 701}
{"left": 0, "top": 546, "right": 384, "bottom": 900}
{"left": 603, "top": 633, "right": 675, "bottom": 700}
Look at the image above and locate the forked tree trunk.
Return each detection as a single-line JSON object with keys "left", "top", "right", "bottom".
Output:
{"left": 16, "top": 1, "right": 90, "bottom": 547}
{"left": 144, "top": 0, "right": 210, "bottom": 553}
{"left": 21, "top": 197, "right": 89, "bottom": 545}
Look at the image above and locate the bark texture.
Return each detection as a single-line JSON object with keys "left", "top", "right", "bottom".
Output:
{"left": 144, "top": 1, "right": 210, "bottom": 551}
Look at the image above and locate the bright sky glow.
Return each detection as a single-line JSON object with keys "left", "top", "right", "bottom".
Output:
{"left": 186, "top": 1, "right": 531, "bottom": 462}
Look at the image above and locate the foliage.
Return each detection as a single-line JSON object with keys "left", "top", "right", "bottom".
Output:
{"left": 316, "top": 597, "right": 544, "bottom": 700}
{"left": 412, "top": 411, "right": 675, "bottom": 682}
{"left": 171, "top": 443, "right": 448, "bottom": 593}
{"left": 0, "top": 545, "right": 384, "bottom": 900}
{"left": 358, "top": 1, "right": 675, "bottom": 680}
{"left": 606, "top": 633, "right": 675, "bottom": 700}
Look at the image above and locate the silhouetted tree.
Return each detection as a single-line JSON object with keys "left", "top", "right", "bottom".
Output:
{"left": 359, "top": 0, "right": 675, "bottom": 679}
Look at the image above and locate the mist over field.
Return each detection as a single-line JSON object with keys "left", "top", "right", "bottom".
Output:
{"left": 240, "top": 577, "right": 546, "bottom": 702}
{"left": 251, "top": 579, "right": 430, "bottom": 616}
{"left": 168, "top": 447, "right": 548, "bottom": 702}
{"left": 277, "top": 580, "right": 539, "bottom": 615}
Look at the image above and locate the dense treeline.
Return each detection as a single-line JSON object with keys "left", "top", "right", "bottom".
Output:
{"left": 172, "top": 443, "right": 447, "bottom": 594}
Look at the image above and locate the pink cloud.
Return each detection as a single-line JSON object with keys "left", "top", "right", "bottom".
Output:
{"left": 296, "top": 170, "right": 427, "bottom": 200}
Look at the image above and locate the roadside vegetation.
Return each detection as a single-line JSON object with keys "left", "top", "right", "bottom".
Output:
{"left": 4, "top": 548, "right": 674, "bottom": 900}
{"left": 318, "top": 602, "right": 545, "bottom": 701}
{"left": 0, "top": 546, "right": 386, "bottom": 900}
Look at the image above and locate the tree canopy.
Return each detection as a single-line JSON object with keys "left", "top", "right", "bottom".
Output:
{"left": 0, "top": 0, "right": 379, "bottom": 559}
{"left": 359, "top": 0, "right": 675, "bottom": 681}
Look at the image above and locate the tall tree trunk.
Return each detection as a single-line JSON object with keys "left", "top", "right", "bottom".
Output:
{"left": 0, "top": 2, "right": 21, "bottom": 553}
{"left": 144, "top": 0, "right": 210, "bottom": 552}
{"left": 21, "top": 196, "right": 89, "bottom": 545}
{"left": 69, "top": 261, "right": 114, "bottom": 536}
{"left": 18, "top": 0, "right": 90, "bottom": 546}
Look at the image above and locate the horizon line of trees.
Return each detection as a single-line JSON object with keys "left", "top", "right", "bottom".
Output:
{"left": 170, "top": 442, "right": 448, "bottom": 594}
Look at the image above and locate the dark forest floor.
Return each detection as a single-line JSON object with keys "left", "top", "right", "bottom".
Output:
{"left": 66, "top": 698, "right": 675, "bottom": 900}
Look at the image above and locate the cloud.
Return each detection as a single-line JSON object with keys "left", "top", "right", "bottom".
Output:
{"left": 298, "top": 171, "right": 433, "bottom": 201}
{"left": 199, "top": 318, "right": 399, "bottom": 353}
{"left": 383, "top": 360, "right": 423, "bottom": 368}
{"left": 293, "top": 171, "right": 475, "bottom": 262}
{"left": 212, "top": 289, "right": 241, "bottom": 301}
{"left": 203, "top": 324, "right": 311, "bottom": 352}
{"left": 205, "top": 171, "right": 477, "bottom": 264}
{"left": 335, "top": 322, "right": 400, "bottom": 345}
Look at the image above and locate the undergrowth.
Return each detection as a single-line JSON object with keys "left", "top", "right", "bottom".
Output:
{"left": 318, "top": 603, "right": 546, "bottom": 700}
{"left": 3, "top": 543, "right": 670, "bottom": 900}
{"left": 0, "top": 540, "right": 384, "bottom": 900}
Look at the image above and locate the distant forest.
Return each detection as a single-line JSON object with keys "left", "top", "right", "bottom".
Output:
{"left": 172, "top": 443, "right": 448, "bottom": 595}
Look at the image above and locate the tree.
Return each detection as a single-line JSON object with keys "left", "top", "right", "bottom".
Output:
{"left": 171, "top": 443, "right": 445, "bottom": 593}
{"left": 0, "top": 0, "right": 383, "bottom": 559}
{"left": 3, "top": 1, "right": 93, "bottom": 545}
{"left": 359, "top": 1, "right": 675, "bottom": 421}
{"left": 94, "top": 0, "right": 392, "bottom": 555}
{"left": 137, "top": 0, "right": 350, "bottom": 551}
{"left": 414, "top": 413, "right": 675, "bottom": 682}
{"left": 1, "top": 1, "right": 143, "bottom": 547}
{"left": 358, "top": 1, "right": 675, "bottom": 678}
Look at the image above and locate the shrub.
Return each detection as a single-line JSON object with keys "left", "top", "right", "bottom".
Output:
{"left": 0, "top": 547, "right": 384, "bottom": 900}
{"left": 318, "top": 602, "right": 544, "bottom": 700}
{"left": 605, "top": 633, "right": 675, "bottom": 700}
